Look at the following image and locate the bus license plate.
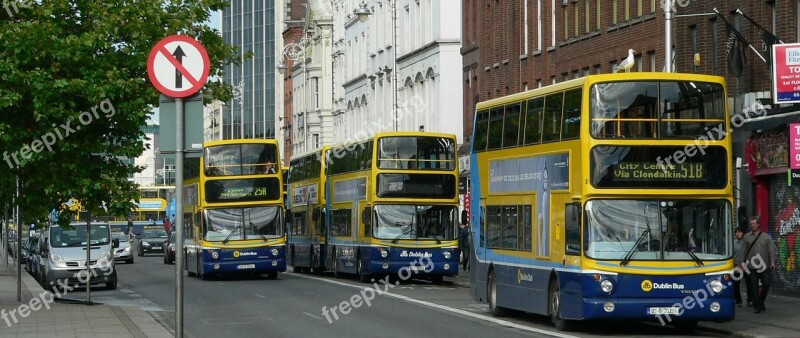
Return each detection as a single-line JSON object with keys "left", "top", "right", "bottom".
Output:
{"left": 648, "top": 307, "right": 680, "bottom": 315}
{"left": 409, "top": 265, "right": 426, "bottom": 271}
{"left": 237, "top": 264, "right": 255, "bottom": 269}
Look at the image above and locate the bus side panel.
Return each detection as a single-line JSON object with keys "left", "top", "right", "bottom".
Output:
{"left": 493, "top": 264, "right": 550, "bottom": 315}
{"left": 470, "top": 254, "right": 489, "bottom": 303}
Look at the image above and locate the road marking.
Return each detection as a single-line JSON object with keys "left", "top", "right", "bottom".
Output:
{"left": 303, "top": 312, "right": 323, "bottom": 320}
{"left": 254, "top": 293, "right": 267, "bottom": 299}
{"left": 289, "top": 274, "right": 579, "bottom": 338}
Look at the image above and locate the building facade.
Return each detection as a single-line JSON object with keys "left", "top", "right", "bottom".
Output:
{"left": 333, "top": 0, "right": 464, "bottom": 144}
{"left": 203, "top": 100, "right": 224, "bottom": 141}
{"left": 221, "top": 0, "right": 282, "bottom": 147}
{"left": 281, "top": 0, "right": 306, "bottom": 166}
{"left": 465, "top": 0, "right": 800, "bottom": 295}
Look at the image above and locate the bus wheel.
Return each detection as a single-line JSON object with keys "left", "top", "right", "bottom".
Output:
{"left": 549, "top": 279, "right": 573, "bottom": 331}
{"left": 312, "top": 267, "right": 325, "bottom": 275}
{"left": 673, "top": 321, "right": 698, "bottom": 333}
{"left": 266, "top": 271, "right": 278, "bottom": 280}
{"left": 488, "top": 269, "right": 507, "bottom": 317}
{"left": 430, "top": 275, "right": 444, "bottom": 285}
{"left": 357, "top": 259, "right": 370, "bottom": 283}
{"left": 186, "top": 252, "right": 196, "bottom": 277}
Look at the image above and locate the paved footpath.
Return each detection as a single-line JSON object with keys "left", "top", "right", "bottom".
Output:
{"left": 0, "top": 251, "right": 172, "bottom": 337}
{"left": 449, "top": 264, "right": 800, "bottom": 338}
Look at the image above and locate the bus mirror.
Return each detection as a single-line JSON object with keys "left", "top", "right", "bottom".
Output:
{"left": 361, "top": 208, "right": 371, "bottom": 226}
{"left": 461, "top": 210, "right": 468, "bottom": 225}
{"left": 566, "top": 203, "right": 580, "bottom": 231}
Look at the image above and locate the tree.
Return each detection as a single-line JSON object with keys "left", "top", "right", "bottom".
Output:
{"left": 0, "top": 1, "right": 241, "bottom": 225}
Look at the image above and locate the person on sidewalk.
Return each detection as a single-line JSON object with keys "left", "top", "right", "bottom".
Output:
{"left": 733, "top": 227, "right": 747, "bottom": 307}
{"left": 458, "top": 222, "right": 470, "bottom": 271}
{"left": 739, "top": 216, "right": 777, "bottom": 314}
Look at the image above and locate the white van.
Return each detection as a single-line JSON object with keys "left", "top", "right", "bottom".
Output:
{"left": 39, "top": 222, "right": 119, "bottom": 289}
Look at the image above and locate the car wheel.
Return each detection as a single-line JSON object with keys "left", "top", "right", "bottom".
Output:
{"left": 106, "top": 271, "right": 118, "bottom": 290}
{"left": 127, "top": 257, "right": 134, "bottom": 264}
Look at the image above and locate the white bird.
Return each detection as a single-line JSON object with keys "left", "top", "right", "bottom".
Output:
{"left": 615, "top": 49, "right": 636, "bottom": 73}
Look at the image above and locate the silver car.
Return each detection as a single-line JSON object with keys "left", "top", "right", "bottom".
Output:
{"left": 39, "top": 222, "right": 119, "bottom": 290}
{"left": 112, "top": 232, "right": 134, "bottom": 264}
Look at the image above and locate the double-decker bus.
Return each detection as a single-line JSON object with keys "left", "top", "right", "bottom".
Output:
{"left": 469, "top": 73, "right": 734, "bottom": 330}
{"left": 287, "top": 146, "right": 329, "bottom": 273}
{"left": 322, "top": 132, "right": 460, "bottom": 284}
{"left": 183, "top": 139, "right": 286, "bottom": 279}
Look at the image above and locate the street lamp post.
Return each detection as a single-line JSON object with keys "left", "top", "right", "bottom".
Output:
{"left": 355, "top": 1, "right": 398, "bottom": 132}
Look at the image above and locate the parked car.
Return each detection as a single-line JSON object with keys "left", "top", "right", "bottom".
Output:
{"left": 163, "top": 230, "right": 177, "bottom": 264}
{"left": 137, "top": 227, "right": 168, "bottom": 256}
{"left": 24, "top": 235, "right": 39, "bottom": 274}
{"left": 112, "top": 232, "right": 134, "bottom": 264}
{"left": 39, "top": 222, "right": 119, "bottom": 290}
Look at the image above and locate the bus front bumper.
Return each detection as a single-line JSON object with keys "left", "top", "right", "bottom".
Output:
{"left": 581, "top": 297, "right": 735, "bottom": 322}
{"left": 202, "top": 258, "right": 286, "bottom": 274}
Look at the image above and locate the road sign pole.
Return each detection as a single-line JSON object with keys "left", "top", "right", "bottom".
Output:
{"left": 175, "top": 97, "right": 185, "bottom": 338}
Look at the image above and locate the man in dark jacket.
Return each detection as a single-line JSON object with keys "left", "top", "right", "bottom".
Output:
{"left": 740, "top": 216, "right": 777, "bottom": 313}
{"left": 459, "top": 223, "right": 470, "bottom": 271}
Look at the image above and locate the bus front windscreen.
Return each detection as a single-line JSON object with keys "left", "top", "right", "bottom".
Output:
{"left": 378, "top": 136, "right": 456, "bottom": 170}
{"left": 372, "top": 205, "right": 457, "bottom": 241}
{"left": 584, "top": 199, "right": 731, "bottom": 261}
{"left": 205, "top": 143, "right": 278, "bottom": 176}
{"left": 204, "top": 206, "right": 282, "bottom": 242}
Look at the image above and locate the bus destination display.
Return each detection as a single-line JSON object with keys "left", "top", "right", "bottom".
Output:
{"left": 612, "top": 162, "right": 705, "bottom": 181}
{"left": 205, "top": 178, "right": 280, "bottom": 203}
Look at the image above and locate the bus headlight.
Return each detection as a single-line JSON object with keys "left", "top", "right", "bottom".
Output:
{"left": 600, "top": 279, "right": 614, "bottom": 293}
{"left": 443, "top": 251, "right": 451, "bottom": 259}
{"left": 271, "top": 249, "right": 279, "bottom": 257}
{"left": 709, "top": 280, "right": 723, "bottom": 294}
{"left": 211, "top": 251, "right": 219, "bottom": 259}
{"left": 380, "top": 249, "right": 389, "bottom": 258}
{"left": 710, "top": 302, "right": 721, "bottom": 312}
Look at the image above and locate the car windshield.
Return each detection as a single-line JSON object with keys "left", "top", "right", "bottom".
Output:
{"left": 50, "top": 225, "right": 111, "bottom": 247}
{"left": 372, "top": 205, "right": 457, "bottom": 240}
{"left": 142, "top": 230, "right": 167, "bottom": 238}
{"left": 204, "top": 206, "right": 283, "bottom": 242}
{"left": 584, "top": 199, "right": 732, "bottom": 261}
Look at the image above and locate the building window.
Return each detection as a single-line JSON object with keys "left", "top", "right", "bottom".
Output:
{"left": 313, "top": 134, "right": 319, "bottom": 149}
{"left": 651, "top": 0, "right": 656, "bottom": 13}
{"left": 610, "top": 61, "right": 618, "bottom": 73}
{"left": 612, "top": 0, "right": 618, "bottom": 25}
{"left": 537, "top": 79, "right": 542, "bottom": 88}
{"left": 523, "top": 0, "right": 529, "bottom": 55}
{"left": 648, "top": 51, "right": 656, "bottom": 71}
{"left": 583, "top": 67, "right": 590, "bottom": 76}
{"left": 637, "top": 0, "right": 643, "bottom": 17}
{"left": 624, "top": 0, "right": 630, "bottom": 21}
{"left": 537, "top": 0, "right": 542, "bottom": 51}
{"left": 574, "top": 3, "right": 579, "bottom": 37}
{"left": 313, "top": 77, "right": 320, "bottom": 109}
{"left": 551, "top": 0, "right": 556, "bottom": 46}
{"left": 711, "top": 19, "right": 719, "bottom": 73}
{"left": 551, "top": 76, "right": 556, "bottom": 84}
{"left": 585, "top": 0, "right": 591, "bottom": 33}
{"left": 594, "top": 64, "right": 602, "bottom": 74}
{"left": 564, "top": 4, "right": 569, "bottom": 40}
{"left": 636, "top": 54, "right": 643, "bottom": 72}
{"left": 690, "top": 25, "right": 698, "bottom": 72}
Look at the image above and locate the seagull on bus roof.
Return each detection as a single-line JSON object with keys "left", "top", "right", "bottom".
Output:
{"left": 615, "top": 49, "right": 636, "bottom": 73}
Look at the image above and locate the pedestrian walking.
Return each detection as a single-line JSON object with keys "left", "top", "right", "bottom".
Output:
{"left": 739, "top": 216, "right": 777, "bottom": 314}
{"left": 459, "top": 222, "right": 470, "bottom": 271}
{"left": 733, "top": 227, "right": 748, "bottom": 307}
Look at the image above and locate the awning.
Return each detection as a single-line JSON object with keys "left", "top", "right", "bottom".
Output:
{"left": 736, "top": 104, "right": 800, "bottom": 131}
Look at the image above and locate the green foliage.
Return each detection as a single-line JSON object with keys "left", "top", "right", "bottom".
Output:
{"left": 0, "top": 1, "right": 240, "bottom": 224}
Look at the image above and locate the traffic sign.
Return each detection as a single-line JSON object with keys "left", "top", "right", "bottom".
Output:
{"left": 147, "top": 35, "right": 210, "bottom": 98}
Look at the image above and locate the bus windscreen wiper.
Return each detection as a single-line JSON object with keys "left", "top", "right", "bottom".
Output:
{"left": 392, "top": 223, "right": 413, "bottom": 243}
{"left": 223, "top": 224, "right": 242, "bottom": 244}
{"left": 686, "top": 249, "right": 704, "bottom": 267}
{"left": 621, "top": 207, "right": 652, "bottom": 266}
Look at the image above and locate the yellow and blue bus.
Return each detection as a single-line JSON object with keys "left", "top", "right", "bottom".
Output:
{"left": 322, "top": 132, "right": 460, "bottom": 283}
{"left": 287, "top": 146, "right": 328, "bottom": 273}
{"left": 183, "top": 139, "right": 286, "bottom": 279}
{"left": 469, "top": 73, "right": 734, "bottom": 330}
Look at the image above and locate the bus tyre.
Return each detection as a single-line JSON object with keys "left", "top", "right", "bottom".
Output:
{"left": 266, "top": 271, "right": 278, "bottom": 280}
{"left": 430, "top": 275, "right": 444, "bottom": 285}
{"left": 488, "top": 270, "right": 508, "bottom": 317}
{"left": 549, "top": 279, "right": 573, "bottom": 331}
{"left": 357, "top": 259, "right": 370, "bottom": 283}
{"left": 673, "top": 321, "right": 698, "bottom": 333}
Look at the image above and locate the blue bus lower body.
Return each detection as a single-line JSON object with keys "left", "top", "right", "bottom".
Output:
{"left": 198, "top": 246, "right": 286, "bottom": 276}
{"left": 471, "top": 260, "right": 734, "bottom": 324}
{"left": 327, "top": 245, "right": 459, "bottom": 281}
{"left": 288, "top": 241, "right": 326, "bottom": 271}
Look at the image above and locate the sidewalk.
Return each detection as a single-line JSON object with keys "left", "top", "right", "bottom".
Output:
{"left": 447, "top": 263, "right": 800, "bottom": 337}
{"left": 0, "top": 252, "right": 172, "bottom": 337}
